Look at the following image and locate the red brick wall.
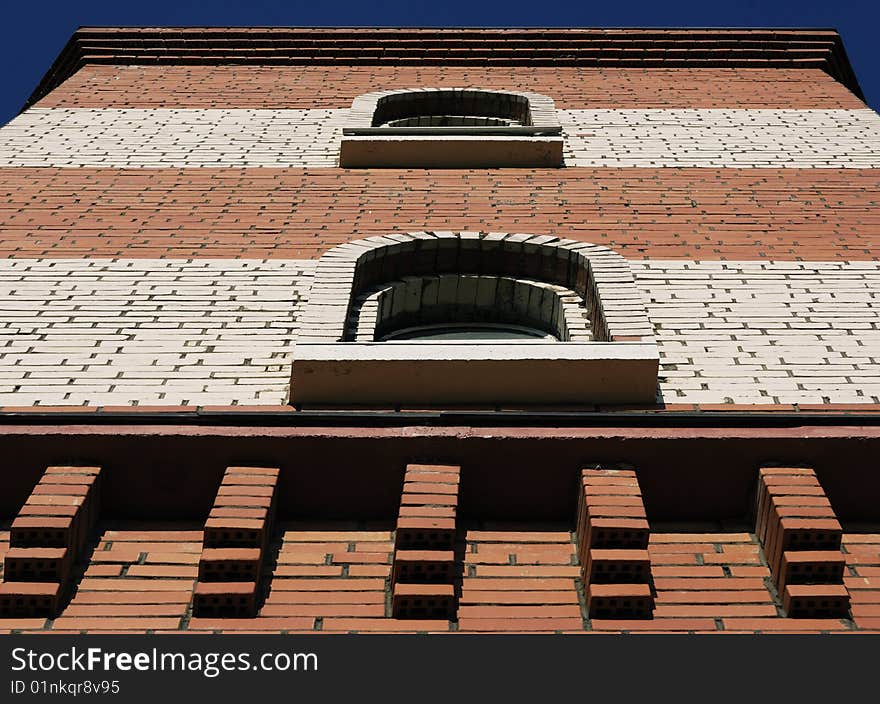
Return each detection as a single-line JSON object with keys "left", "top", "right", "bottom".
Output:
{"left": 1, "top": 167, "right": 876, "bottom": 260}
{"left": 38, "top": 65, "right": 865, "bottom": 110}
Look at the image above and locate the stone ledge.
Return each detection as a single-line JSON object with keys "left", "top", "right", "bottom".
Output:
{"left": 341, "top": 88, "right": 564, "bottom": 168}
{"left": 339, "top": 135, "right": 564, "bottom": 168}
{"left": 290, "top": 342, "right": 659, "bottom": 405}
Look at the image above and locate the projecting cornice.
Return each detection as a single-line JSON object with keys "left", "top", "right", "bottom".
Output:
{"left": 24, "top": 26, "right": 865, "bottom": 110}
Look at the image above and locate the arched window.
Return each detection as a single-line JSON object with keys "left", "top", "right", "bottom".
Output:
{"left": 371, "top": 90, "right": 531, "bottom": 129}
{"left": 340, "top": 89, "right": 563, "bottom": 167}
{"left": 292, "top": 233, "right": 658, "bottom": 405}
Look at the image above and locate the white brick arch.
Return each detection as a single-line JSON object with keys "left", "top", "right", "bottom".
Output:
{"left": 297, "top": 231, "right": 654, "bottom": 344}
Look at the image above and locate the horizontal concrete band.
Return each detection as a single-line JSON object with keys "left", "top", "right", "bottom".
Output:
{"left": 0, "top": 258, "right": 878, "bottom": 408}
{"left": 2, "top": 423, "right": 880, "bottom": 521}
{"left": 0, "top": 167, "right": 877, "bottom": 260}
{"left": 37, "top": 65, "right": 866, "bottom": 110}
{"left": 2, "top": 108, "right": 879, "bottom": 168}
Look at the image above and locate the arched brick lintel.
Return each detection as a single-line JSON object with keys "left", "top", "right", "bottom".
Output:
{"left": 297, "top": 232, "right": 655, "bottom": 345}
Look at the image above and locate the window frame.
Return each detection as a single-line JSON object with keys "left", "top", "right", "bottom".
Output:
{"left": 339, "top": 88, "right": 564, "bottom": 168}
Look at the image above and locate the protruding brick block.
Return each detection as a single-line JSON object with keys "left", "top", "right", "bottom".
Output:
{"left": 395, "top": 517, "right": 457, "bottom": 550}
{"left": 10, "top": 516, "right": 74, "bottom": 549}
{"left": 204, "top": 517, "right": 267, "bottom": 550}
{"left": 2, "top": 465, "right": 102, "bottom": 619}
{"left": 584, "top": 549, "right": 651, "bottom": 584}
{"left": 586, "top": 583, "right": 655, "bottom": 619}
{"left": 576, "top": 468, "right": 655, "bottom": 620}
{"left": 577, "top": 469, "right": 648, "bottom": 562}
{"left": 404, "top": 466, "right": 461, "bottom": 485}
{"left": 767, "top": 517, "right": 843, "bottom": 578}
{"left": 584, "top": 517, "right": 650, "bottom": 551}
{"left": 392, "top": 583, "right": 455, "bottom": 620}
{"left": 198, "top": 548, "right": 262, "bottom": 582}
{"left": 3, "top": 548, "right": 71, "bottom": 583}
{"left": 203, "top": 466, "right": 279, "bottom": 551}
{"left": 756, "top": 467, "right": 850, "bottom": 619}
{"left": 391, "top": 464, "right": 461, "bottom": 619}
{"left": 0, "top": 582, "right": 60, "bottom": 618}
{"left": 778, "top": 550, "right": 846, "bottom": 592}
{"left": 193, "top": 581, "right": 258, "bottom": 618}
{"left": 194, "top": 466, "right": 279, "bottom": 619}
{"left": 783, "top": 584, "right": 851, "bottom": 619}
{"left": 391, "top": 550, "right": 456, "bottom": 583}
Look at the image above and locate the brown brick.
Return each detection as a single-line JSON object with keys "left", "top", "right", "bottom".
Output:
{"left": 395, "top": 517, "right": 456, "bottom": 550}
{"left": 392, "top": 583, "right": 456, "bottom": 620}
{"left": 204, "top": 518, "right": 266, "bottom": 549}
{"left": 783, "top": 584, "right": 851, "bottom": 618}
{"left": 10, "top": 516, "right": 74, "bottom": 549}
{"left": 192, "top": 582, "right": 258, "bottom": 618}
{"left": 391, "top": 550, "right": 456, "bottom": 583}
{"left": 777, "top": 550, "right": 847, "bottom": 592}
{"left": 198, "top": 548, "right": 262, "bottom": 582}
{"left": 583, "top": 549, "right": 651, "bottom": 584}
{"left": 4, "top": 547, "right": 71, "bottom": 583}
{"left": 586, "top": 583, "right": 654, "bottom": 619}
{"left": 0, "top": 582, "right": 61, "bottom": 618}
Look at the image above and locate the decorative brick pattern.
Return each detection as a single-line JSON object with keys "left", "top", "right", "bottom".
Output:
{"left": 0, "top": 24, "right": 876, "bottom": 637}
{"left": 2, "top": 466, "right": 101, "bottom": 617}
{"left": 2, "top": 108, "right": 878, "bottom": 169}
{"left": 3, "top": 524, "right": 876, "bottom": 632}
{"left": 193, "top": 466, "right": 279, "bottom": 618}
{"left": 391, "top": 464, "right": 461, "bottom": 619}
{"left": 576, "top": 468, "right": 655, "bottom": 619}
{"left": 756, "top": 467, "right": 850, "bottom": 618}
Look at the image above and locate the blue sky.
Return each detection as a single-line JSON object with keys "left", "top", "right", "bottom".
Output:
{"left": 1, "top": 0, "right": 878, "bottom": 123}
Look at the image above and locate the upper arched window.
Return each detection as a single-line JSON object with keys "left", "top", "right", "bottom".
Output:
{"left": 371, "top": 90, "right": 532, "bottom": 129}
{"left": 340, "top": 88, "right": 563, "bottom": 168}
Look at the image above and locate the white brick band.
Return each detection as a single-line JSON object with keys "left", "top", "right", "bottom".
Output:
{"left": 0, "top": 258, "right": 878, "bottom": 407}
{"left": 633, "top": 261, "right": 880, "bottom": 405}
{"left": 0, "top": 258, "right": 315, "bottom": 407}
{"left": 1, "top": 108, "right": 879, "bottom": 168}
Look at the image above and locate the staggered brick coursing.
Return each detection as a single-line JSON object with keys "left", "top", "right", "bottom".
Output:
{"left": 756, "top": 467, "right": 850, "bottom": 618}
{"left": 33, "top": 66, "right": 867, "bottom": 111}
{"left": 1, "top": 466, "right": 101, "bottom": 617}
{"left": 0, "top": 168, "right": 877, "bottom": 260}
{"left": 390, "top": 465, "right": 461, "bottom": 620}
{"left": 577, "top": 468, "right": 655, "bottom": 618}
{"left": 0, "top": 258, "right": 310, "bottom": 407}
{"left": 193, "top": 467, "right": 279, "bottom": 618}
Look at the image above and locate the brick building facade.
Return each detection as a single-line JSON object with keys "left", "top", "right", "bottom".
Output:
{"left": 0, "top": 27, "right": 878, "bottom": 633}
